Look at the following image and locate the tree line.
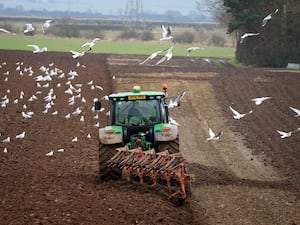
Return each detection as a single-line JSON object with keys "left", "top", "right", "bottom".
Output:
{"left": 202, "top": 0, "right": 300, "bottom": 67}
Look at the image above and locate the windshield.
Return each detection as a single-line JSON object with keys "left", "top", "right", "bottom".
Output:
{"left": 113, "top": 100, "right": 161, "bottom": 126}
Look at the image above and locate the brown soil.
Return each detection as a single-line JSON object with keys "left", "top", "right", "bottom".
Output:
{"left": 0, "top": 50, "right": 299, "bottom": 225}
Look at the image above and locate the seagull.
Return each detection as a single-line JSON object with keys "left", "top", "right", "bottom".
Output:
{"left": 27, "top": 45, "right": 48, "bottom": 53}
{"left": 24, "top": 23, "right": 35, "bottom": 34}
{"left": 2, "top": 137, "right": 10, "bottom": 143}
{"left": 16, "top": 131, "right": 25, "bottom": 139}
{"left": 261, "top": 8, "right": 279, "bottom": 27}
{"left": 46, "top": 150, "right": 54, "bottom": 156}
{"left": 289, "top": 106, "right": 300, "bottom": 117}
{"left": 22, "top": 111, "right": 33, "bottom": 119}
{"left": 65, "top": 113, "right": 71, "bottom": 119}
{"left": 81, "top": 38, "right": 100, "bottom": 51}
{"left": 156, "top": 45, "right": 174, "bottom": 65}
{"left": 240, "top": 33, "right": 260, "bottom": 43}
{"left": 87, "top": 133, "right": 91, "bottom": 139}
{"left": 72, "top": 137, "right": 78, "bottom": 142}
{"left": 160, "top": 25, "right": 173, "bottom": 41}
{"left": 186, "top": 47, "right": 201, "bottom": 57}
{"left": 276, "top": 130, "right": 292, "bottom": 139}
{"left": 229, "top": 106, "right": 253, "bottom": 120}
{"left": 70, "top": 50, "right": 85, "bottom": 59}
{"left": 168, "top": 91, "right": 186, "bottom": 108}
{"left": 57, "top": 148, "right": 64, "bottom": 152}
{"left": 139, "top": 49, "right": 164, "bottom": 65}
{"left": 42, "top": 20, "right": 52, "bottom": 34}
{"left": 3, "top": 147, "right": 8, "bottom": 153}
{"left": 207, "top": 128, "right": 223, "bottom": 141}
{"left": 251, "top": 96, "right": 271, "bottom": 105}
{"left": 0, "top": 28, "right": 16, "bottom": 35}
{"left": 72, "top": 107, "right": 82, "bottom": 116}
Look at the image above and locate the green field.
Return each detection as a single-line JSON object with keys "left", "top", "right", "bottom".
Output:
{"left": 0, "top": 35, "right": 235, "bottom": 58}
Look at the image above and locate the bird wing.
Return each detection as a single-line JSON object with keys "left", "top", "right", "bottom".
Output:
{"left": 229, "top": 106, "right": 240, "bottom": 116}
{"left": 139, "top": 50, "right": 163, "bottom": 65}
{"left": 289, "top": 106, "right": 300, "bottom": 116}
{"left": 208, "top": 128, "right": 216, "bottom": 138}
{"left": 27, "top": 45, "right": 40, "bottom": 51}
{"left": 276, "top": 130, "right": 287, "bottom": 136}
{"left": 161, "top": 25, "right": 168, "bottom": 38}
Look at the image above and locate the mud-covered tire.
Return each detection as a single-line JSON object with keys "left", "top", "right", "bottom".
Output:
{"left": 99, "top": 143, "right": 122, "bottom": 182}
{"left": 157, "top": 135, "right": 180, "bottom": 154}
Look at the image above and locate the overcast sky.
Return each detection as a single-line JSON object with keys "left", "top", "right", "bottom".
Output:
{"left": 0, "top": 0, "right": 204, "bottom": 15}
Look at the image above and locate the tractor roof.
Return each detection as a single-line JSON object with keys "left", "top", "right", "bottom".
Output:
{"left": 109, "top": 91, "right": 165, "bottom": 101}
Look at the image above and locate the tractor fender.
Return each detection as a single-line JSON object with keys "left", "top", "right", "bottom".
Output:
{"left": 99, "top": 126, "right": 123, "bottom": 144}
{"left": 154, "top": 123, "right": 178, "bottom": 141}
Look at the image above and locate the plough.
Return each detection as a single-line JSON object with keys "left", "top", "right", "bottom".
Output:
{"left": 107, "top": 146, "right": 194, "bottom": 200}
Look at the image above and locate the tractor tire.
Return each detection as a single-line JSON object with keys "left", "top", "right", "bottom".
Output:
{"left": 99, "top": 143, "right": 122, "bottom": 182}
{"left": 157, "top": 135, "right": 180, "bottom": 154}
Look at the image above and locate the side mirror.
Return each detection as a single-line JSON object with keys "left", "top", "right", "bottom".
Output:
{"left": 94, "top": 101, "right": 101, "bottom": 111}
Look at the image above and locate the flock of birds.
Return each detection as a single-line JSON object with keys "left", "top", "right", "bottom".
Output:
{"left": 139, "top": 24, "right": 202, "bottom": 65}
{"left": 0, "top": 58, "right": 106, "bottom": 156}
{"left": 239, "top": 8, "right": 279, "bottom": 44}
{"left": 206, "top": 96, "right": 300, "bottom": 141}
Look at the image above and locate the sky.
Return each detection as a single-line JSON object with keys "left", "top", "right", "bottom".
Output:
{"left": 0, "top": 0, "right": 205, "bottom": 15}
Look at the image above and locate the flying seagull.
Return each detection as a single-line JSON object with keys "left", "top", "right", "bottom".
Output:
{"left": 229, "top": 106, "right": 253, "bottom": 120}
{"left": 160, "top": 25, "right": 173, "bottom": 41}
{"left": 240, "top": 33, "right": 260, "bottom": 43}
{"left": 0, "top": 28, "right": 16, "bottom": 35}
{"left": 42, "top": 20, "right": 52, "bottom": 34}
{"left": 289, "top": 106, "right": 300, "bottom": 117}
{"left": 251, "top": 96, "right": 271, "bottom": 105}
{"left": 139, "top": 49, "right": 164, "bottom": 65}
{"left": 168, "top": 90, "right": 186, "bottom": 108}
{"left": 156, "top": 45, "right": 174, "bottom": 65}
{"left": 81, "top": 38, "right": 100, "bottom": 51}
{"left": 70, "top": 50, "right": 85, "bottom": 59}
{"left": 24, "top": 24, "right": 35, "bottom": 34}
{"left": 186, "top": 47, "right": 201, "bottom": 57}
{"left": 261, "top": 9, "right": 279, "bottom": 27}
{"left": 207, "top": 128, "right": 223, "bottom": 141}
{"left": 276, "top": 130, "right": 292, "bottom": 139}
{"left": 27, "top": 45, "right": 47, "bottom": 53}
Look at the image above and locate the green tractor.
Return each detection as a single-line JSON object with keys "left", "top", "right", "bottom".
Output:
{"left": 94, "top": 85, "right": 192, "bottom": 200}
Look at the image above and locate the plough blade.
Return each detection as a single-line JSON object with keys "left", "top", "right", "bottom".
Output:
{"left": 107, "top": 147, "right": 194, "bottom": 200}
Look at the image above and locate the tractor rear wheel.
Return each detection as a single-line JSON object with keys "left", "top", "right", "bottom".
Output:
{"left": 99, "top": 143, "right": 122, "bottom": 181}
{"left": 157, "top": 135, "right": 180, "bottom": 154}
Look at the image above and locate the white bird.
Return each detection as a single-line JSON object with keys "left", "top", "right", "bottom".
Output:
{"left": 240, "top": 33, "right": 260, "bottom": 43}
{"left": 289, "top": 106, "right": 300, "bottom": 117}
{"left": 24, "top": 23, "right": 35, "bottom": 34}
{"left": 276, "top": 130, "right": 292, "bottom": 139}
{"left": 251, "top": 96, "right": 271, "bottom": 105}
{"left": 93, "top": 122, "right": 100, "bottom": 128}
{"left": 16, "top": 131, "right": 25, "bottom": 139}
{"left": 229, "top": 106, "right": 253, "bottom": 120}
{"left": 160, "top": 25, "right": 173, "bottom": 41}
{"left": 57, "top": 148, "right": 64, "bottom": 152}
{"left": 156, "top": 45, "right": 174, "bottom": 65}
{"left": 72, "top": 107, "right": 82, "bottom": 116}
{"left": 81, "top": 38, "right": 100, "bottom": 51}
{"left": 80, "top": 115, "right": 84, "bottom": 122}
{"left": 87, "top": 80, "right": 93, "bottom": 86}
{"left": 22, "top": 111, "right": 33, "bottom": 119}
{"left": 139, "top": 49, "right": 164, "bottom": 65}
{"left": 42, "top": 20, "right": 52, "bottom": 34}
{"left": 261, "top": 9, "right": 279, "bottom": 27}
{"left": 87, "top": 133, "right": 91, "bottom": 139}
{"left": 52, "top": 110, "right": 58, "bottom": 116}
{"left": 186, "top": 47, "right": 201, "bottom": 57}
{"left": 2, "top": 137, "right": 10, "bottom": 143}
{"left": 27, "top": 45, "right": 47, "bottom": 53}
{"left": 72, "top": 137, "right": 78, "bottom": 142}
{"left": 65, "top": 113, "right": 71, "bottom": 119}
{"left": 0, "top": 28, "right": 16, "bottom": 35}
{"left": 207, "top": 128, "right": 223, "bottom": 141}
{"left": 168, "top": 91, "right": 186, "bottom": 108}
{"left": 3, "top": 147, "right": 8, "bottom": 153}
{"left": 169, "top": 117, "right": 180, "bottom": 126}
{"left": 70, "top": 50, "right": 85, "bottom": 59}
{"left": 46, "top": 150, "right": 54, "bottom": 156}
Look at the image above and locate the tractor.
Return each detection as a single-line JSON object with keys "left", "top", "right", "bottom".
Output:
{"left": 94, "top": 85, "right": 193, "bottom": 201}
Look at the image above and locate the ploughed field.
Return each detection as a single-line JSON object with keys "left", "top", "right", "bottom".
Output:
{"left": 0, "top": 50, "right": 299, "bottom": 225}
